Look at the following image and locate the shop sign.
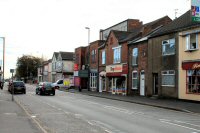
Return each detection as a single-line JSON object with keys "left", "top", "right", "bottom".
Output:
{"left": 74, "top": 64, "right": 78, "bottom": 71}
{"left": 182, "top": 61, "right": 200, "bottom": 70}
{"left": 106, "top": 64, "right": 123, "bottom": 73}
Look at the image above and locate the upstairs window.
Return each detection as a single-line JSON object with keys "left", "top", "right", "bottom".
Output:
{"left": 162, "top": 38, "right": 175, "bottom": 55}
{"left": 91, "top": 50, "right": 96, "bottom": 63}
{"left": 132, "top": 48, "right": 138, "bottom": 66}
{"left": 186, "top": 34, "right": 198, "bottom": 51}
{"left": 113, "top": 46, "right": 121, "bottom": 64}
{"left": 102, "top": 50, "right": 106, "bottom": 65}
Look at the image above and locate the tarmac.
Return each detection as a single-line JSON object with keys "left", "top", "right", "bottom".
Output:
{"left": 1, "top": 85, "right": 200, "bottom": 132}
{"left": 65, "top": 88, "right": 200, "bottom": 115}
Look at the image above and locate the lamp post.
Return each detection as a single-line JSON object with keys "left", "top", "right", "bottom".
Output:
{"left": 85, "top": 27, "right": 90, "bottom": 91}
{"left": 0, "top": 37, "right": 5, "bottom": 89}
{"left": 85, "top": 27, "right": 90, "bottom": 45}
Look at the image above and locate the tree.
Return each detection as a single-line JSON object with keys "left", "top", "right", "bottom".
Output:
{"left": 15, "top": 55, "right": 42, "bottom": 81}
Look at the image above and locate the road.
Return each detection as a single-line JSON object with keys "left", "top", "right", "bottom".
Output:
{"left": 13, "top": 84, "right": 200, "bottom": 133}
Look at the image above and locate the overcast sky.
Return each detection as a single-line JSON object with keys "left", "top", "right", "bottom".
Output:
{"left": 0, "top": 0, "right": 190, "bottom": 78}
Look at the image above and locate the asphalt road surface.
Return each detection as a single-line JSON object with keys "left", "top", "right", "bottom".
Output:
{"left": 13, "top": 84, "right": 200, "bottom": 133}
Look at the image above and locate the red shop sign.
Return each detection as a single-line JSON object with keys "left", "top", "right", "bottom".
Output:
{"left": 182, "top": 61, "right": 200, "bottom": 70}
{"left": 74, "top": 64, "right": 78, "bottom": 71}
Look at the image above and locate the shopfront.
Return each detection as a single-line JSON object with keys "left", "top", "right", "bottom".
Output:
{"left": 106, "top": 64, "right": 128, "bottom": 95}
{"left": 179, "top": 61, "right": 200, "bottom": 101}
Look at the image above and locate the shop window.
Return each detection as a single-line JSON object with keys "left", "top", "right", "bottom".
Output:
{"left": 187, "top": 70, "right": 200, "bottom": 94}
{"left": 132, "top": 48, "right": 138, "bottom": 66}
{"left": 102, "top": 50, "right": 106, "bottom": 65}
{"left": 161, "top": 70, "right": 175, "bottom": 86}
{"left": 113, "top": 46, "right": 121, "bottom": 64}
{"left": 186, "top": 34, "right": 198, "bottom": 51}
{"left": 132, "top": 71, "right": 138, "bottom": 89}
{"left": 162, "top": 38, "right": 175, "bottom": 56}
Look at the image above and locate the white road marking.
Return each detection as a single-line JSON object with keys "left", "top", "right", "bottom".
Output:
{"left": 174, "top": 120, "right": 200, "bottom": 128}
{"left": 160, "top": 119, "right": 200, "bottom": 132}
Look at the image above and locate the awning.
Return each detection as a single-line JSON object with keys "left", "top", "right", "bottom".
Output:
{"left": 99, "top": 71, "right": 106, "bottom": 77}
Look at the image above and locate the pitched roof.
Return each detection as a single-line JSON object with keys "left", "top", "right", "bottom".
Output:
{"left": 151, "top": 10, "right": 200, "bottom": 37}
{"left": 53, "top": 52, "right": 59, "bottom": 60}
{"left": 59, "top": 52, "right": 74, "bottom": 61}
{"left": 112, "top": 30, "right": 133, "bottom": 42}
{"left": 121, "top": 16, "right": 172, "bottom": 43}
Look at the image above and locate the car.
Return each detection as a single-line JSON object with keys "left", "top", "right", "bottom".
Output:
{"left": 8, "top": 81, "right": 26, "bottom": 94}
{"left": 36, "top": 82, "right": 55, "bottom": 95}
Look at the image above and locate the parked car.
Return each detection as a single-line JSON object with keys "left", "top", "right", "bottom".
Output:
{"left": 52, "top": 77, "right": 74, "bottom": 89}
{"left": 8, "top": 81, "right": 26, "bottom": 94}
{"left": 36, "top": 82, "right": 55, "bottom": 95}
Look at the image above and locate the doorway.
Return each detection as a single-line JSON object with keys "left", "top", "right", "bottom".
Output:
{"left": 153, "top": 73, "right": 158, "bottom": 95}
{"left": 140, "top": 70, "right": 145, "bottom": 96}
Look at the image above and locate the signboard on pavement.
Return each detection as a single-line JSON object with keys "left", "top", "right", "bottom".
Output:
{"left": 191, "top": 0, "right": 200, "bottom": 22}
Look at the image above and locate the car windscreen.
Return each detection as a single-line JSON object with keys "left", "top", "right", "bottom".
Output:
{"left": 13, "top": 82, "right": 24, "bottom": 87}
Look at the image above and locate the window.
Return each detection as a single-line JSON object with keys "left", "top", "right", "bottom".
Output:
{"left": 91, "top": 50, "right": 96, "bottom": 63}
{"left": 162, "top": 38, "right": 175, "bottom": 55}
{"left": 161, "top": 70, "right": 175, "bottom": 86}
{"left": 132, "top": 71, "right": 138, "bottom": 89}
{"left": 132, "top": 48, "right": 138, "bottom": 66}
{"left": 186, "top": 70, "right": 200, "bottom": 94}
{"left": 90, "top": 73, "right": 97, "bottom": 89}
{"left": 186, "top": 34, "right": 198, "bottom": 51}
{"left": 102, "top": 50, "right": 106, "bottom": 65}
{"left": 113, "top": 46, "right": 121, "bottom": 64}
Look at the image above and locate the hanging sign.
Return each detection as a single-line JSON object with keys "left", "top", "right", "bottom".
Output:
{"left": 192, "top": 0, "right": 200, "bottom": 22}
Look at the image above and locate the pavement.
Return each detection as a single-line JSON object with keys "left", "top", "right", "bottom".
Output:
{"left": 63, "top": 88, "right": 200, "bottom": 114}
{"left": 0, "top": 87, "right": 41, "bottom": 133}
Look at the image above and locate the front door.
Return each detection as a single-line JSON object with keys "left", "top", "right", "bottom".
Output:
{"left": 153, "top": 73, "right": 158, "bottom": 95}
{"left": 140, "top": 70, "right": 145, "bottom": 96}
{"left": 112, "top": 78, "right": 117, "bottom": 94}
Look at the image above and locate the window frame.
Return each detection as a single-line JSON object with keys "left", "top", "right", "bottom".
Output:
{"left": 185, "top": 34, "right": 199, "bottom": 51}
{"left": 132, "top": 70, "right": 138, "bottom": 90}
{"left": 112, "top": 46, "right": 121, "bottom": 64}
{"left": 102, "top": 50, "right": 106, "bottom": 65}
{"left": 132, "top": 48, "right": 138, "bottom": 66}
{"left": 162, "top": 38, "right": 175, "bottom": 56}
{"left": 161, "top": 70, "right": 175, "bottom": 87}
{"left": 186, "top": 69, "right": 200, "bottom": 94}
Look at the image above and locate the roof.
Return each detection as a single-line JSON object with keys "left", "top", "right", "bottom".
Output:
{"left": 53, "top": 52, "right": 59, "bottom": 60}
{"left": 112, "top": 30, "right": 133, "bottom": 42}
{"left": 151, "top": 10, "right": 200, "bottom": 37}
{"left": 101, "top": 19, "right": 140, "bottom": 32}
{"left": 59, "top": 52, "right": 74, "bottom": 61}
{"left": 122, "top": 16, "right": 172, "bottom": 43}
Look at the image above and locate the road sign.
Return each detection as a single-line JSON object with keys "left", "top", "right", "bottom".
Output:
{"left": 10, "top": 69, "right": 14, "bottom": 73}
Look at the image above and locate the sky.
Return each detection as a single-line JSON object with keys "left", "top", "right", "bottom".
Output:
{"left": 0, "top": 0, "right": 190, "bottom": 78}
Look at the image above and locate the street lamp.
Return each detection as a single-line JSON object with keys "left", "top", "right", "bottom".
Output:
{"left": 85, "top": 27, "right": 90, "bottom": 91}
{"left": 0, "top": 37, "right": 5, "bottom": 89}
{"left": 85, "top": 27, "right": 90, "bottom": 45}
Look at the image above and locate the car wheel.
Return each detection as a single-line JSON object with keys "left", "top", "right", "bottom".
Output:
{"left": 24, "top": 90, "right": 26, "bottom": 94}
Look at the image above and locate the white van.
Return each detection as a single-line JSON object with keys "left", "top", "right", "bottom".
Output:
{"left": 52, "top": 77, "right": 74, "bottom": 89}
